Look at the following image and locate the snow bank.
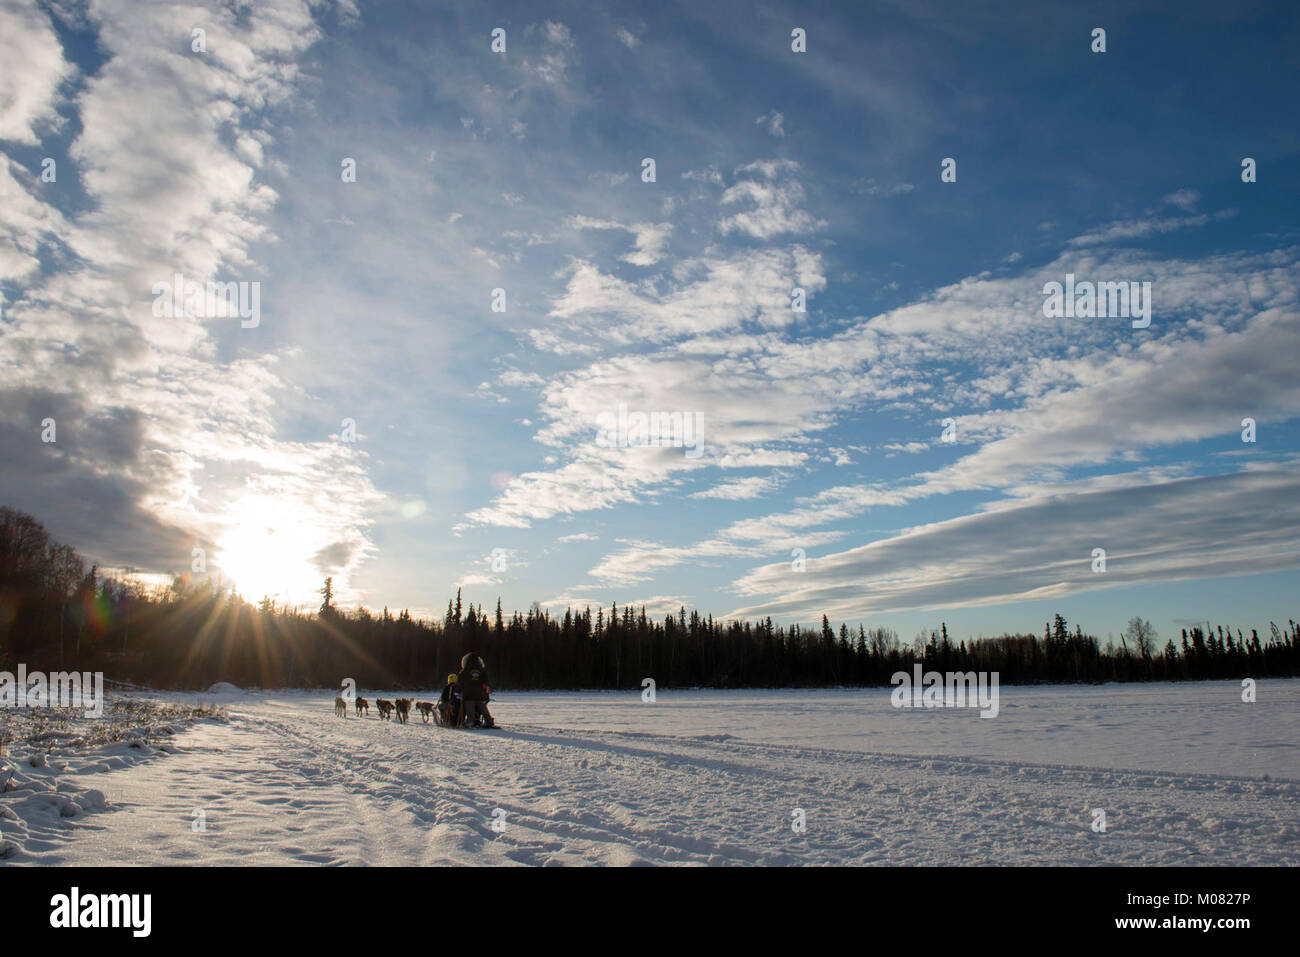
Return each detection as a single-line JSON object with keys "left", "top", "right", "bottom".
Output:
{"left": 0, "top": 696, "right": 227, "bottom": 862}
{"left": 205, "top": 682, "right": 245, "bottom": 697}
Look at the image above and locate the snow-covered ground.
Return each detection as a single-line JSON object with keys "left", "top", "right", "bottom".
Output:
{"left": 2, "top": 680, "right": 1296, "bottom": 865}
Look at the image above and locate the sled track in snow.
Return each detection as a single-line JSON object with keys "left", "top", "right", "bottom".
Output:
{"left": 256, "top": 716, "right": 781, "bottom": 864}
{"left": 239, "top": 704, "right": 1300, "bottom": 866}
{"left": 7, "top": 693, "right": 1295, "bottom": 867}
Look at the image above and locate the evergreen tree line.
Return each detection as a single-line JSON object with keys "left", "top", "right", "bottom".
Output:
{"left": 2, "top": 505, "right": 1297, "bottom": 689}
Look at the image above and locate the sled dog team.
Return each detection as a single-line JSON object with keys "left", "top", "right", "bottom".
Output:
{"left": 331, "top": 652, "right": 496, "bottom": 729}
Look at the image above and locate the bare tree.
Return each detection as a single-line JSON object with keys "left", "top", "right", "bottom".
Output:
{"left": 868, "top": 626, "right": 897, "bottom": 658}
{"left": 1124, "top": 616, "right": 1158, "bottom": 660}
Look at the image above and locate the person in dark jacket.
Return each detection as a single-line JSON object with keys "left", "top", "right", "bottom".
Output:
{"left": 458, "top": 651, "right": 495, "bottom": 728}
{"left": 438, "top": 673, "right": 462, "bottom": 726}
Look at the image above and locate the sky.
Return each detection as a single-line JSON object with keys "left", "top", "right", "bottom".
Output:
{"left": 2, "top": 0, "right": 1299, "bottom": 645}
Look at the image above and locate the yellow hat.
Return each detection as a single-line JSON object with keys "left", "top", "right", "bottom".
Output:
{"left": 447, "top": 673, "right": 458, "bottom": 683}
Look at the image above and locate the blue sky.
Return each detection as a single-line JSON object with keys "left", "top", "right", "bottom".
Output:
{"left": 2, "top": 0, "right": 1299, "bottom": 645}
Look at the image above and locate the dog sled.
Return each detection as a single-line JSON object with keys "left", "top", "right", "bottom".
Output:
{"left": 432, "top": 696, "right": 499, "bottom": 729}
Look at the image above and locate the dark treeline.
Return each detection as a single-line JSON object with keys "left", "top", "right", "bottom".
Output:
{"left": 3, "top": 506, "right": 1298, "bottom": 689}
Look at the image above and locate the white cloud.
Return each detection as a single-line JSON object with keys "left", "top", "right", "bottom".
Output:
{"left": 1162, "top": 189, "right": 1200, "bottom": 212}
{"left": 718, "top": 160, "right": 825, "bottom": 239}
{"left": 682, "top": 166, "right": 724, "bottom": 185}
{"left": 0, "top": 2, "right": 73, "bottom": 145}
{"left": 852, "top": 178, "right": 915, "bottom": 197}
{"left": 457, "top": 573, "right": 501, "bottom": 587}
{"left": 1067, "top": 212, "right": 1211, "bottom": 247}
{"left": 0, "top": 0, "right": 382, "bottom": 608}
{"left": 565, "top": 215, "right": 671, "bottom": 266}
{"left": 542, "top": 245, "right": 826, "bottom": 345}
{"left": 727, "top": 465, "right": 1300, "bottom": 621}
{"left": 589, "top": 538, "right": 763, "bottom": 585}
{"left": 691, "top": 476, "right": 782, "bottom": 500}
{"left": 510, "top": 243, "right": 1300, "bottom": 588}
{"left": 884, "top": 441, "right": 928, "bottom": 454}
{"left": 544, "top": 21, "right": 573, "bottom": 47}
{"left": 756, "top": 111, "right": 785, "bottom": 137}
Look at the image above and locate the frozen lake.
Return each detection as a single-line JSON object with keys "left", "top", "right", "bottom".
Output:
{"left": 2, "top": 680, "right": 1296, "bottom": 866}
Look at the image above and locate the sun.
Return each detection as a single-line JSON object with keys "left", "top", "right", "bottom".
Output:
{"left": 215, "top": 497, "right": 324, "bottom": 605}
